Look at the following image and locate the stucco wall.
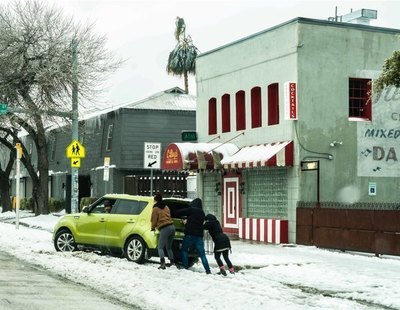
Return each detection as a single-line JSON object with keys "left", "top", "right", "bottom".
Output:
{"left": 196, "top": 20, "right": 299, "bottom": 148}
{"left": 296, "top": 21, "right": 400, "bottom": 204}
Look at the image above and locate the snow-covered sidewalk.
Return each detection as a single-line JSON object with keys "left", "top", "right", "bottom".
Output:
{"left": 0, "top": 211, "right": 399, "bottom": 309}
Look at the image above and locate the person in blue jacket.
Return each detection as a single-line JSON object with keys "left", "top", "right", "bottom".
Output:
{"left": 175, "top": 198, "right": 211, "bottom": 274}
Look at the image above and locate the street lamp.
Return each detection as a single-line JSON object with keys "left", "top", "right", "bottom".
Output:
{"left": 301, "top": 160, "right": 320, "bottom": 208}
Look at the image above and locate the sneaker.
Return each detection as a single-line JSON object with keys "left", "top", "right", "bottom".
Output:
{"left": 218, "top": 267, "right": 227, "bottom": 276}
{"left": 229, "top": 267, "right": 235, "bottom": 274}
{"left": 206, "top": 270, "right": 211, "bottom": 274}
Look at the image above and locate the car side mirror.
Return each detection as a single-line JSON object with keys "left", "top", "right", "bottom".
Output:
{"left": 82, "top": 206, "right": 90, "bottom": 213}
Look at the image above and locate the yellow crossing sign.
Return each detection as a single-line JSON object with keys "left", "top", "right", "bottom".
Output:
{"left": 66, "top": 140, "right": 86, "bottom": 158}
{"left": 71, "top": 158, "right": 81, "bottom": 168}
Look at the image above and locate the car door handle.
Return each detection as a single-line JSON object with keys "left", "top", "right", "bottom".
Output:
{"left": 127, "top": 220, "right": 135, "bottom": 223}
{"left": 99, "top": 218, "right": 105, "bottom": 222}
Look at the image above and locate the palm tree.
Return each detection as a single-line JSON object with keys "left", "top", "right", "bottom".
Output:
{"left": 166, "top": 17, "right": 199, "bottom": 94}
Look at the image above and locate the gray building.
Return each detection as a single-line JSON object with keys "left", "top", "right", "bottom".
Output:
{"left": 10, "top": 87, "right": 196, "bottom": 210}
{"left": 162, "top": 16, "right": 400, "bottom": 245}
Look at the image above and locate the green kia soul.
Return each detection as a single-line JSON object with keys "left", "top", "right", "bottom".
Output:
{"left": 53, "top": 194, "right": 197, "bottom": 265}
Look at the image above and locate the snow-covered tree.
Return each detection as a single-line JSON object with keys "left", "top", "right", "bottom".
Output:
{"left": 0, "top": 0, "right": 121, "bottom": 214}
{"left": 374, "top": 50, "right": 400, "bottom": 93}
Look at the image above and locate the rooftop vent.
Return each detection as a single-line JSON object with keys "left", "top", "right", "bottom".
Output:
{"left": 328, "top": 8, "right": 378, "bottom": 25}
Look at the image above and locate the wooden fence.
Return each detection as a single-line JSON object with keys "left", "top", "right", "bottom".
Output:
{"left": 297, "top": 205, "right": 400, "bottom": 256}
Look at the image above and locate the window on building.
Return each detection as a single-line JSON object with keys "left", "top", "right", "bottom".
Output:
{"left": 236, "top": 90, "right": 246, "bottom": 131}
{"left": 208, "top": 97, "right": 217, "bottom": 135}
{"left": 251, "top": 86, "right": 262, "bottom": 128}
{"left": 349, "top": 78, "right": 372, "bottom": 121}
{"left": 106, "top": 124, "right": 113, "bottom": 151}
{"left": 221, "top": 93, "right": 231, "bottom": 133}
{"left": 268, "top": 83, "right": 279, "bottom": 125}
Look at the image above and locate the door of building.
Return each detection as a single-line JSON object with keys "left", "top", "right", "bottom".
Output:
{"left": 222, "top": 176, "right": 240, "bottom": 235}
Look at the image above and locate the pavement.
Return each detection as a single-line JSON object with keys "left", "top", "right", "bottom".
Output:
{"left": 0, "top": 251, "right": 139, "bottom": 310}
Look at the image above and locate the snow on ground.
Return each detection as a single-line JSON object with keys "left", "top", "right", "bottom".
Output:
{"left": 0, "top": 210, "right": 399, "bottom": 309}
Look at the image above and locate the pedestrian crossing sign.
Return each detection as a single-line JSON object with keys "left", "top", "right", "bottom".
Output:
{"left": 66, "top": 140, "right": 86, "bottom": 158}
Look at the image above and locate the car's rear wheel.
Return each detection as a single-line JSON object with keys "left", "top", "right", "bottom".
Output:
{"left": 124, "top": 236, "right": 146, "bottom": 263}
{"left": 54, "top": 229, "right": 77, "bottom": 252}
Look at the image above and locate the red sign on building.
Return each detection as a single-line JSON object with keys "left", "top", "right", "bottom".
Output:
{"left": 284, "top": 81, "right": 298, "bottom": 120}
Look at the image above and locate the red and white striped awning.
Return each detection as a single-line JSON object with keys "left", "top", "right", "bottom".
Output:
{"left": 162, "top": 142, "right": 239, "bottom": 171}
{"left": 220, "top": 141, "right": 294, "bottom": 169}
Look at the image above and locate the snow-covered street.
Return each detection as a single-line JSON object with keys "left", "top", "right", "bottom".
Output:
{"left": 0, "top": 211, "right": 399, "bottom": 309}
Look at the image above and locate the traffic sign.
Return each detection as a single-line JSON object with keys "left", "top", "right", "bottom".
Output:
{"left": 66, "top": 140, "right": 85, "bottom": 158}
{"left": 144, "top": 142, "right": 161, "bottom": 169}
{"left": 71, "top": 158, "right": 81, "bottom": 168}
{"left": 0, "top": 103, "right": 8, "bottom": 115}
{"left": 15, "top": 143, "right": 23, "bottom": 159}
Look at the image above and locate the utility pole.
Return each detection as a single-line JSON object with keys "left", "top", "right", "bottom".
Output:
{"left": 71, "top": 39, "right": 79, "bottom": 213}
{"left": 15, "top": 143, "right": 22, "bottom": 229}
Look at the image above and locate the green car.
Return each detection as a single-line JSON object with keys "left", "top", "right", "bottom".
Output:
{"left": 53, "top": 194, "right": 197, "bottom": 265}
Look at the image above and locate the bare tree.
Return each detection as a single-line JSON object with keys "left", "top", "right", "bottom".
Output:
{"left": 0, "top": 1, "right": 121, "bottom": 214}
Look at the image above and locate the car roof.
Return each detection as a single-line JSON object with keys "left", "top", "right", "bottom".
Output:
{"left": 102, "top": 194, "right": 192, "bottom": 203}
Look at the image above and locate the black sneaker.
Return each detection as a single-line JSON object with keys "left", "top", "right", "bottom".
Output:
{"left": 219, "top": 269, "right": 227, "bottom": 276}
{"left": 206, "top": 270, "right": 211, "bottom": 274}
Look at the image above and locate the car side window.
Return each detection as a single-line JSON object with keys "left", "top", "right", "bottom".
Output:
{"left": 91, "top": 199, "right": 116, "bottom": 214}
{"left": 114, "top": 199, "right": 148, "bottom": 215}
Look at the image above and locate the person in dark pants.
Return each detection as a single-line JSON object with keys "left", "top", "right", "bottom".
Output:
{"left": 175, "top": 198, "right": 211, "bottom": 274}
{"left": 151, "top": 193, "right": 175, "bottom": 269}
{"left": 204, "top": 214, "right": 234, "bottom": 276}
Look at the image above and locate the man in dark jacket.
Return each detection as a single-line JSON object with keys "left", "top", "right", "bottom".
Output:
{"left": 175, "top": 198, "right": 211, "bottom": 274}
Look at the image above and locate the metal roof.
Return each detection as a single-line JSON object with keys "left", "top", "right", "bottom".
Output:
{"left": 82, "top": 87, "right": 196, "bottom": 120}
{"left": 124, "top": 87, "right": 196, "bottom": 111}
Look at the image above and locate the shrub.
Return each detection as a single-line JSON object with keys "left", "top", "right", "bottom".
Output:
{"left": 48, "top": 198, "right": 65, "bottom": 212}
{"left": 20, "top": 198, "right": 34, "bottom": 211}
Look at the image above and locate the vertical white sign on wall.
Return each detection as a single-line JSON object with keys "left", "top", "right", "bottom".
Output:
{"left": 103, "top": 157, "right": 110, "bottom": 181}
{"left": 368, "top": 182, "right": 377, "bottom": 196}
{"left": 284, "top": 81, "right": 298, "bottom": 120}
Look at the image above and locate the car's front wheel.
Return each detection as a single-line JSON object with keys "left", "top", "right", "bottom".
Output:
{"left": 54, "top": 229, "right": 78, "bottom": 252}
{"left": 124, "top": 236, "right": 146, "bottom": 263}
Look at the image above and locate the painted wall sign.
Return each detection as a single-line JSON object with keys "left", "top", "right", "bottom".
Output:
{"left": 358, "top": 86, "right": 400, "bottom": 177}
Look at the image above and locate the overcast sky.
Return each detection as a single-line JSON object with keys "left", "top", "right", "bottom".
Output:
{"left": 13, "top": 0, "right": 400, "bottom": 107}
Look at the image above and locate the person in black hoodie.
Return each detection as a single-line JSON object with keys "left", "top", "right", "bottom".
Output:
{"left": 175, "top": 198, "right": 211, "bottom": 274}
{"left": 204, "top": 214, "right": 234, "bottom": 276}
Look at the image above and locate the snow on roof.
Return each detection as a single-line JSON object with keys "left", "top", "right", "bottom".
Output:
{"left": 174, "top": 142, "right": 239, "bottom": 159}
{"left": 82, "top": 87, "right": 196, "bottom": 120}
{"left": 125, "top": 87, "right": 196, "bottom": 111}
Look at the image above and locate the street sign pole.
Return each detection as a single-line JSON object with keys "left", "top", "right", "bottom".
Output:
{"left": 71, "top": 39, "right": 79, "bottom": 213}
{"left": 150, "top": 169, "right": 153, "bottom": 196}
